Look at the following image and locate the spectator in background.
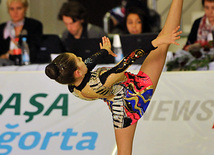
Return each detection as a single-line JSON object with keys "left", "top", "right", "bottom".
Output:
{"left": 0, "top": 0, "right": 44, "bottom": 65}
{"left": 109, "top": 0, "right": 161, "bottom": 34}
{"left": 108, "top": 0, "right": 127, "bottom": 34}
{"left": 124, "top": 6, "right": 149, "bottom": 34}
{"left": 125, "top": 0, "right": 160, "bottom": 33}
{"left": 58, "top": 1, "right": 107, "bottom": 52}
{"left": 183, "top": 0, "right": 214, "bottom": 51}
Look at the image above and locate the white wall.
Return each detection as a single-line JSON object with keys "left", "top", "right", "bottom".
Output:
{"left": 154, "top": 0, "right": 203, "bottom": 34}
{"left": 29, "top": 0, "right": 67, "bottom": 36}
{"left": 0, "top": 0, "right": 10, "bottom": 23}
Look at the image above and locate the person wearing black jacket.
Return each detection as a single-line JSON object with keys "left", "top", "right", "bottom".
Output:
{"left": 0, "top": 0, "right": 47, "bottom": 64}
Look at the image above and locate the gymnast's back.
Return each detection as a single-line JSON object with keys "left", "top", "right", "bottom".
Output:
{"left": 68, "top": 44, "right": 155, "bottom": 101}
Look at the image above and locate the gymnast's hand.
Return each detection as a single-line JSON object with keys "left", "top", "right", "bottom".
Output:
{"left": 100, "top": 36, "right": 117, "bottom": 57}
{"left": 152, "top": 26, "right": 182, "bottom": 47}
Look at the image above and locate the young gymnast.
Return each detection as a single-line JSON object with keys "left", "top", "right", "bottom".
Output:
{"left": 45, "top": 0, "right": 183, "bottom": 154}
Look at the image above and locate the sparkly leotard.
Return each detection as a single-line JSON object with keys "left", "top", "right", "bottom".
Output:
{"left": 68, "top": 43, "right": 156, "bottom": 129}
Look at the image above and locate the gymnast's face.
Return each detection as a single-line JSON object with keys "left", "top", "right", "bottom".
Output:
{"left": 62, "top": 16, "right": 83, "bottom": 39}
{"left": 204, "top": 0, "right": 214, "bottom": 24}
{"left": 71, "top": 54, "right": 88, "bottom": 76}
{"left": 126, "top": 13, "right": 143, "bottom": 34}
{"left": 8, "top": 1, "right": 27, "bottom": 23}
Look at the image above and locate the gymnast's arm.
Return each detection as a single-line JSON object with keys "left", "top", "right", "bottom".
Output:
{"left": 85, "top": 36, "right": 116, "bottom": 71}
{"left": 84, "top": 49, "right": 109, "bottom": 71}
{"left": 99, "top": 27, "right": 182, "bottom": 87}
{"left": 99, "top": 42, "right": 157, "bottom": 86}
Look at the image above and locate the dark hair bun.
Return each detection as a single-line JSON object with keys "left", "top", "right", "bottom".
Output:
{"left": 45, "top": 64, "right": 59, "bottom": 80}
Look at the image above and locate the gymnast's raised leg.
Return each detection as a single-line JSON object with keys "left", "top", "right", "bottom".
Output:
{"left": 114, "top": 0, "right": 184, "bottom": 155}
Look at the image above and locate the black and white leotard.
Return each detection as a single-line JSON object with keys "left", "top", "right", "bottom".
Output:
{"left": 68, "top": 43, "right": 156, "bottom": 128}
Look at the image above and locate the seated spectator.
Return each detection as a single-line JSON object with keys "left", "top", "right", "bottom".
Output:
{"left": 0, "top": 0, "right": 45, "bottom": 64}
{"left": 125, "top": 0, "right": 161, "bottom": 33}
{"left": 58, "top": 1, "right": 107, "bottom": 52}
{"left": 124, "top": 6, "right": 150, "bottom": 34}
{"left": 109, "top": 0, "right": 161, "bottom": 34}
{"left": 183, "top": 0, "right": 214, "bottom": 51}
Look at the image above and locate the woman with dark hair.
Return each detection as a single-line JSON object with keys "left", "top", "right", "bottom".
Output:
{"left": 46, "top": 0, "right": 183, "bottom": 154}
{"left": 184, "top": 0, "right": 214, "bottom": 51}
{"left": 109, "top": 0, "right": 161, "bottom": 34}
{"left": 124, "top": 6, "right": 150, "bottom": 34}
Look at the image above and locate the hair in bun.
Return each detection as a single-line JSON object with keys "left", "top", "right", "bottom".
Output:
{"left": 45, "top": 53, "right": 78, "bottom": 84}
{"left": 45, "top": 63, "right": 60, "bottom": 80}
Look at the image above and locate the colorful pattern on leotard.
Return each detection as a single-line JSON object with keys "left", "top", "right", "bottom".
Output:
{"left": 68, "top": 43, "right": 157, "bottom": 129}
{"left": 105, "top": 71, "right": 153, "bottom": 129}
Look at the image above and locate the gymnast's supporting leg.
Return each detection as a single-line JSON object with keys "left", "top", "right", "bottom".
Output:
{"left": 114, "top": 123, "right": 137, "bottom": 155}
{"left": 114, "top": 0, "right": 184, "bottom": 155}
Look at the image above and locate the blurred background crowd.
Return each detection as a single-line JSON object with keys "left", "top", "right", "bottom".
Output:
{"left": 1, "top": 0, "right": 214, "bottom": 71}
